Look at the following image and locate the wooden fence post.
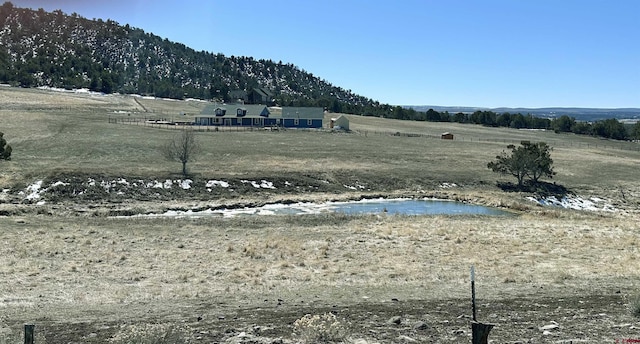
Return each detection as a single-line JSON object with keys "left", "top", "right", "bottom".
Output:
{"left": 470, "top": 266, "right": 494, "bottom": 344}
{"left": 471, "top": 265, "right": 477, "bottom": 321}
{"left": 471, "top": 322, "right": 493, "bottom": 344}
{"left": 24, "top": 324, "right": 34, "bottom": 344}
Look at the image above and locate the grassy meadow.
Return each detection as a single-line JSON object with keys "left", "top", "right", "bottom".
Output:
{"left": 2, "top": 87, "right": 639, "bottom": 198}
{"left": 0, "top": 86, "right": 639, "bottom": 342}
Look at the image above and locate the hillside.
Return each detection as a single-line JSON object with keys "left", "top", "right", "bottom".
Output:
{"left": 0, "top": 2, "right": 380, "bottom": 112}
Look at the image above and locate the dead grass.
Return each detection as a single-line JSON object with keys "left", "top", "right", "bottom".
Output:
{"left": 1, "top": 87, "right": 639, "bottom": 207}
{"left": 0, "top": 208, "right": 637, "bottom": 323}
{"left": 0, "top": 87, "right": 639, "bottom": 335}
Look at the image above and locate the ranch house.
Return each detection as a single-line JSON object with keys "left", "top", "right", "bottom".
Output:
{"left": 278, "top": 107, "right": 324, "bottom": 128}
{"left": 194, "top": 104, "right": 324, "bottom": 129}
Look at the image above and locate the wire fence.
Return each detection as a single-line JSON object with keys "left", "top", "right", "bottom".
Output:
{"left": 355, "top": 129, "right": 640, "bottom": 152}
{"left": 108, "top": 116, "right": 640, "bottom": 151}
{"left": 107, "top": 116, "right": 321, "bottom": 133}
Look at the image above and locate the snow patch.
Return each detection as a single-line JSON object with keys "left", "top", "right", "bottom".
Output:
{"left": 36, "top": 86, "right": 105, "bottom": 96}
{"left": 258, "top": 180, "right": 275, "bottom": 189}
{"left": 12, "top": 175, "right": 341, "bottom": 201}
{"left": 242, "top": 180, "right": 276, "bottom": 189}
{"left": 343, "top": 184, "right": 366, "bottom": 190}
{"left": 50, "top": 181, "right": 69, "bottom": 188}
{"left": 179, "top": 179, "right": 192, "bottom": 189}
{"left": 526, "top": 195, "right": 616, "bottom": 212}
{"left": 20, "top": 180, "right": 68, "bottom": 202}
{"left": 22, "top": 180, "right": 44, "bottom": 200}
{"left": 206, "top": 180, "right": 230, "bottom": 188}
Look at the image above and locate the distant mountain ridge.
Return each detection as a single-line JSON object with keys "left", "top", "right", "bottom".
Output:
{"left": 408, "top": 106, "right": 640, "bottom": 122}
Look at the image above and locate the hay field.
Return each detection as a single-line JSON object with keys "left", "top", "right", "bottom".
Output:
{"left": 0, "top": 87, "right": 639, "bottom": 342}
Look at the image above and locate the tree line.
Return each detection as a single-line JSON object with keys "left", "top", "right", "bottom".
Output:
{"left": 284, "top": 99, "right": 639, "bottom": 142}
{"left": 359, "top": 107, "right": 640, "bottom": 141}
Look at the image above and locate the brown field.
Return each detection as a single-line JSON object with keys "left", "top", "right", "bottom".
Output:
{"left": 0, "top": 86, "right": 639, "bottom": 343}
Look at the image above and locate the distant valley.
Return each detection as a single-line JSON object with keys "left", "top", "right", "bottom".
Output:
{"left": 408, "top": 105, "right": 640, "bottom": 122}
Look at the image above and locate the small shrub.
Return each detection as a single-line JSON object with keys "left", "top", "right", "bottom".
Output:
{"left": 629, "top": 294, "right": 640, "bottom": 318}
{"left": 108, "top": 323, "right": 193, "bottom": 344}
{"left": 0, "top": 132, "right": 12, "bottom": 161}
{"left": 0, "top": 324, "right": 46, "bottom": 344}
{"left": 293, "top": 312, "right": 349, "bottom": 343}
{"left": 0, "top": 329, "right": 19, "bottom": 344}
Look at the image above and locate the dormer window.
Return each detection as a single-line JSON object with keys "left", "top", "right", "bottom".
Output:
{"left": 236, "top": 108, "right": 247, "bottom": 117}
{"left": 215, "top": 108, "right": 226, "bottom": 116}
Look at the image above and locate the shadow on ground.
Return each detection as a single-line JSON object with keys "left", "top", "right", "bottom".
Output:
{"left": 497, "top": 181, "right": 570, "bottom": 197}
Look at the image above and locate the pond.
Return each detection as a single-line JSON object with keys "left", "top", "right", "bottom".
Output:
{"left": 135, "top": 198, "right": 513, "bottom": 218}
{"left": 330, "top": 198, "right": 511, "bottom": 216}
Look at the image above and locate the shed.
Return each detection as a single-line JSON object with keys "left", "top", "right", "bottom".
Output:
{"left": 330, "top": 115, "right": 349, "bottom": 130}
{"left": 441, "top": 132, "right": 454, "bottom": 140}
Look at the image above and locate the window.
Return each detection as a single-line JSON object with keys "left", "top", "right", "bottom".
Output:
{"left": 307, "top": 119, "right": 313, "bottom": 126}
{"left": 215, "top": 108, "right": 226, "bottom": 116}
{"left": 294, "top": 119, "right": 299, "bottom": 126}
{"left": 236, "top": 108, "right": 247, "bottom": 117}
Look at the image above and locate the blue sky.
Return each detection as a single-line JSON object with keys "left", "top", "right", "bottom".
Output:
{"left": 12, "top": 0, "right": 640, "bottom": 108}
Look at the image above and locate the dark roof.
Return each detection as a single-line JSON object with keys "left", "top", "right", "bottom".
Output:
{"left": 198, "top": 104, "right": 269, "bottom": 118}
{"left": 252, "top": 88, "right": 271, "bottom": 98}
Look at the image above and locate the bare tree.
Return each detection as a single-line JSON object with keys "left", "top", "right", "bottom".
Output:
{"left": 163, "top": 129, "right": 199, "bottom": 176}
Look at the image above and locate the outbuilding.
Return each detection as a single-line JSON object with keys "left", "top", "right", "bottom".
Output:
{"left": 441, "top": 132, "right": 454, "bottom": 140}
{"left": 330, "top": 115, "right": 349, "bottom": 130}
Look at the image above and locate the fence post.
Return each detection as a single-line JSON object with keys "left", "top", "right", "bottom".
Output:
{"left": 472, "top": 322, "right": 493, "bottom": 344}
{"left": 24, "top": 324, "right": 34, "bottom": 344}
{"left": 470, "top": 266, "right": 493, "bottom": 344}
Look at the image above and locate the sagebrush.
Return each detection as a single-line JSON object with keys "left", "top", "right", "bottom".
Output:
{"left": 293, "top": 313, "right": 349, "bottom": 343}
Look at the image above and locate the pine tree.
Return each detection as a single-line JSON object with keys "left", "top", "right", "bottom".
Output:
{"left": 487, "top": 141, "right": 555, "bottom": 188}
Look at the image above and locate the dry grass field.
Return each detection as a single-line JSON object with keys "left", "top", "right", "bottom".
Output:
{"left": 0, "top": 86, "right": 639, "bottom": 343}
